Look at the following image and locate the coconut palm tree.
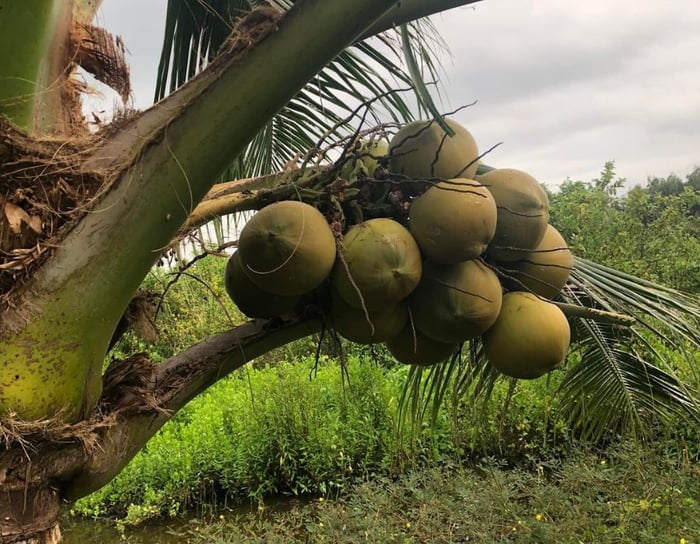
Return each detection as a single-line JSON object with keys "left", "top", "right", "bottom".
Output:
{"left": 0, "top": 1, "right": 698, "bottom": 542}
{"left": 0, "top": 1, "right": 482, "bottom": 541}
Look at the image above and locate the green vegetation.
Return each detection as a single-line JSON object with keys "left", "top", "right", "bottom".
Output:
{"left": 549, "top": 162, "right": 700, "bottom": 292}
{"left": 67, "top": 164, "right": 699, "bottom": 540}
{"left": 73, "top": 346, "right": 698, "bottom": 524}
{"left": 182, "top": 450, "right": 699, "bottom": 544}
{"left": 74, "top": 357, "right": 403, "bottom": 523}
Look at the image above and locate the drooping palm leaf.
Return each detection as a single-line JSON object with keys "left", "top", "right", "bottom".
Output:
{"left": 398, "top": 257, "right": 700, "bottom": 442}
{"left": 155, "top": 0, "right": 449, "bottom": 177}
{"left": 570, "top": 257, "right": 700, "bottom": 348}
{"left": 400, "top": 25, "right": 446, "bottom": 133}
{"left": 556, "top": 317, "right": 698, "bottom": 441}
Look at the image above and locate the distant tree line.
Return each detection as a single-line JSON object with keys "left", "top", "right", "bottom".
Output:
{"left": 548, "top": 162, "right": 700, "bottom": 293}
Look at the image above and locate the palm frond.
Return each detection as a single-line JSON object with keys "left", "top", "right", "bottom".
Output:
{"left": 397, "top": 341, "right": 503, "bottom": 438}
{"left": 557, "top": 319, "right": 699, "bottom": 440}
{"left": 398, "top": 257, "right": 700, "bottom": 443}
{"left": 400, "top": 23, "right": 452, "bottom": 135}
{"left": 569, "top": 257, "right": 700, "bottom": 348}
{"left": 155, "top": 0, "right": 448, "bottom": 177}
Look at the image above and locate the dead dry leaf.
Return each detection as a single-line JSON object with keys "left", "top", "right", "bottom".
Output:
{"left": 2, "top": 200, "right": 43, "bottom": 235}
{"left": 3, "top": 201, "right": 30, "bottom": 234}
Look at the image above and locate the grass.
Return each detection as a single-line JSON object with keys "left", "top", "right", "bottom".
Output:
{"left": 97, "top": 445, "right": 697, "bottom": 544}
{"left": 73, "top": 355, "right": 410, "bottom": 523}
{"left": 74, "top": 344, "right": 699, "bottom": 527}
{"left": 81, "top": 255, "right": 699, "bottom": 541}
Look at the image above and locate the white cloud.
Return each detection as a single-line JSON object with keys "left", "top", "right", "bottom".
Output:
{"left": 432, "top": 0, "right": 700, "bottom": 186}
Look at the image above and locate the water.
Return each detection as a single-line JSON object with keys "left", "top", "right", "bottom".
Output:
{"left": 61, "top": 516, "right": 196, "bottom": 544}
{"left": 60, "top": 497, "right": 309, "bottom": 543}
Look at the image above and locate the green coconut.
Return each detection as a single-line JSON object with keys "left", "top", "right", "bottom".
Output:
{"left": 331, "top": 293, "right": 408, "bottom": 344}
{"left": 388, "top": 118, "right": 479, "bottom": 192}
{"left": 477, "top": 168, "right": 550, "bottom": 261}
{"left": 483, "top": 292, "right": 570, "bottom": 379}
{"left": 410, "top": 259, "right": 503, "bottom": 344}
{"left": 341, "top": 139, "right": 389, "bottom": 180}
{"left": 499, "top": 224, "right": 574, "bottom": 299}
{"left": 332, "top": 218, "right": 422, "bottom": 310}
{"left": 224, "top": 252, "right": 301, "bottom": 318}
{"left": 238, "top": 200, "right": 336, "bottom": 296}
{"left": 409, "top": 178, "right": 497, "bottom": 263}
{"left": 386, "top": 324, "right": 458, "bottom": 366}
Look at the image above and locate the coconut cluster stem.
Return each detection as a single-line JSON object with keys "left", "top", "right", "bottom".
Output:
{"left": 554, "top": 302, "right": 635, "bottom": 326}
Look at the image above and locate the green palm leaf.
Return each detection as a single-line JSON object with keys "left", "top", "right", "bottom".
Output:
{"left": 558, "top": 314, "right": 698, "bottom": 441}
{"left": 570, "top": 257, "right": 700, "bottom": 348}
{"left": 398, "top": 258, "right": 700, "bottom": 443}
{"left": 155, "top": 0, "right": 448, "bottom": 177}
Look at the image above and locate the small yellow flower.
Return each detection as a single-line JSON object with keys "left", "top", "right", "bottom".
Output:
{"left": 679, "top": 538, "right": 686, "bottom": 544}
{"left": 319, "top": 522, "right": 324, "bottom": 528}
{"left": 600, "top": 459, "right": 606, "bottom": 465}
{"left": 219, "top": 514, "right": 225, "bottom": 520}
{"left": 405, "top": 522, "right": 412, "bottom": 529}
{"left": 535, "top": 513, "right": 543, "bottom": 521}
{"left": 318, "top": 497, "right": 325, "bottom": 502}
{"left": 638, "top": 499, "right": 650, "bottom": 511}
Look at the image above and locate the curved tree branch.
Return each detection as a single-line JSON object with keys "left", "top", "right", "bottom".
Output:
{"left": 63, "top": 312, "right": 322, "bottom": 500}
{"left": 555, "top": 302, "right": 635, "bottom": 326}
{"left": 183, "top": 171, "right": 289, "bottom": 230}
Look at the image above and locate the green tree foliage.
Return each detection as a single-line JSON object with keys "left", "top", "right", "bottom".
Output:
{"left": 549, "top": 162, "right": 700, "bottom": 292}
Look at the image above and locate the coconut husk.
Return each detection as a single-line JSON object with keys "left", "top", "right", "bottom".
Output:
{"left": 483, "top": 291, "right": 570, "bottom": 379}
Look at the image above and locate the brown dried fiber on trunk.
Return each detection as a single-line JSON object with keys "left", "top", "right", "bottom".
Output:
{"left": 0, "top": 119, "right": 105, "bottom": 302}
{"left": 72, "top": 23, "right": 131, "bottom": 103}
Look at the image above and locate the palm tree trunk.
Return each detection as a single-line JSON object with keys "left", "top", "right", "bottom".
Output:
{"left": 0, "top": 0, "right": 75, "bottom": 134}
{"left": 0, "top": 447, "right": 85, "bottom": 543}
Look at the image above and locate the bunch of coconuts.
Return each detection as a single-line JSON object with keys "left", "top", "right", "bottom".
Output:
{"left": 225, "top": 119, "right": 574, "bottom": 380}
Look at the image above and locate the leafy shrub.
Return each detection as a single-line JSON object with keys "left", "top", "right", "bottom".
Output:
{"left": 75, "top": 357, "right": 409, "bottom": 523}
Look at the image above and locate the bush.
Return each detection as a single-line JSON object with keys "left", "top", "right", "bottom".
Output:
{"left": 75, "top": 356, "right": 409, "bottom": 524}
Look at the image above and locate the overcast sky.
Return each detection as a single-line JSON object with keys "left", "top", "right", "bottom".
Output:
{"left": 93, "top": 0, "right": 700, "bottom": 190}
